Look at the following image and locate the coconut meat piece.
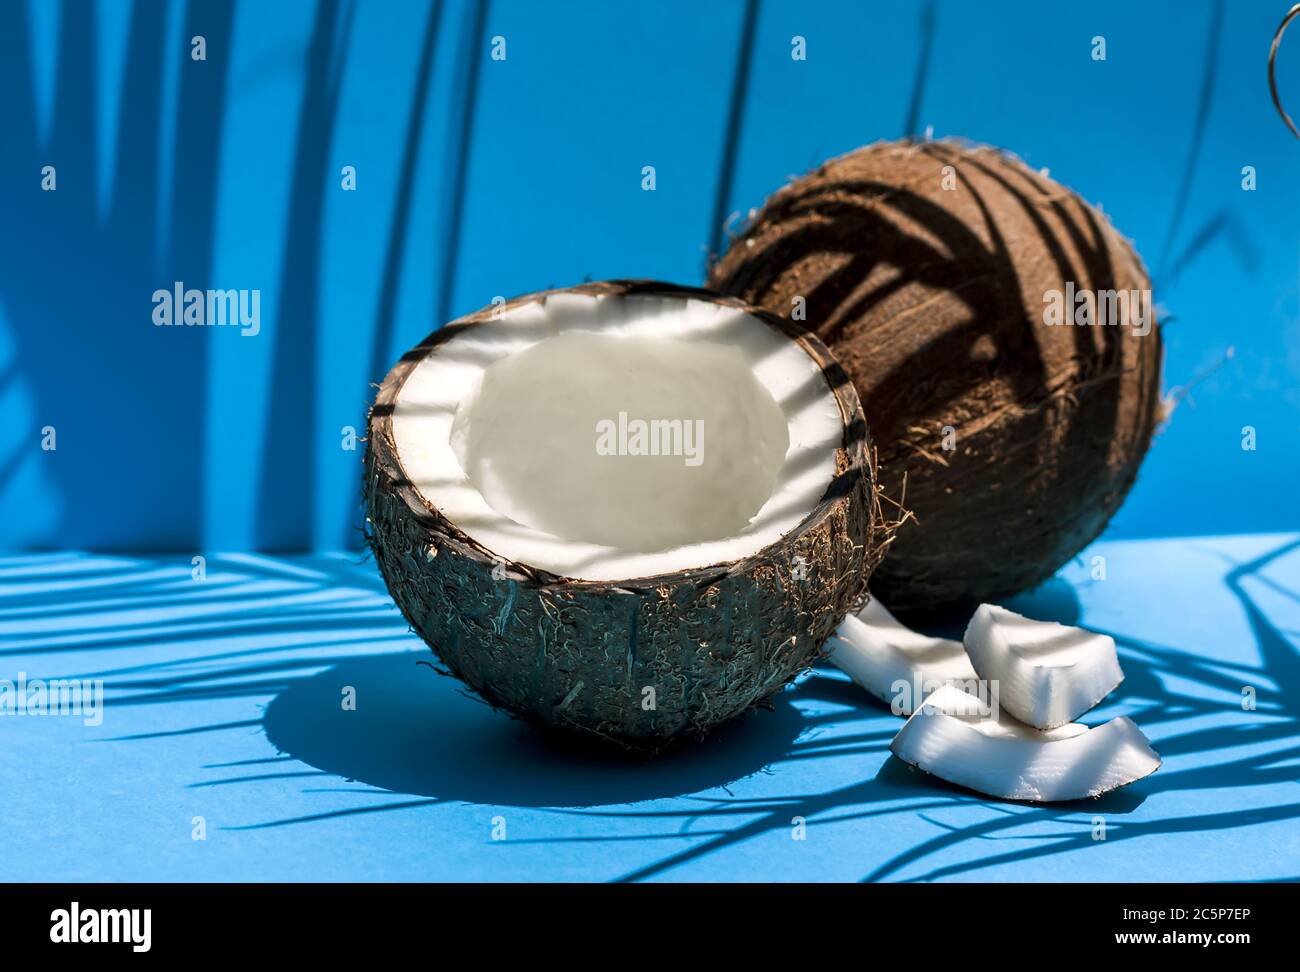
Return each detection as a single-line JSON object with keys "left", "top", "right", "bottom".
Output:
{"left": 826, "top": 596, "right": 978, "bottom": 714}
{"left": 389, "top": 292, "right": 845, "bottom": 581}
{"left": 963, "top": 604, "right": 1124, "bottom": 730}
{"left": 890, "top": 685, "right": 1161, "bottom": 802}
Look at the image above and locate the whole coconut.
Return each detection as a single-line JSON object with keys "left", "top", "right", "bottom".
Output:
{"left": 709, "top": 140, "right": 1163, "bottom": 614}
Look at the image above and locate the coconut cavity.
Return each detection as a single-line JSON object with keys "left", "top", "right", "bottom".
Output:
{"left": 366, "top": 281, "right": 877, "bottom": 747}
{"left": 391, "top": 287, "right": 847, "bottom": 582}
{"left": 709, "top": 139, "right": 1164, "bottom": 614}
{"left": 449, "top": 332, "right": 789, "bottom": 553}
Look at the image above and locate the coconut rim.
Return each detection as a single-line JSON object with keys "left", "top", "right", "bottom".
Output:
{"left": 367, "top": 279, "right": 873, "bottom": 589}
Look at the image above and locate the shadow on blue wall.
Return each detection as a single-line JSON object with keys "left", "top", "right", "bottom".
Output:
{"left": 0, "top": 0, "right": 492, "bottom": 551}
{"left": 0, "top": 0, "right": 1285, "bottom": 555}
{"left": 255, "top": 0, "right": 353, "bottom": 550}
{"left": 0, "top": 1, "right": 233, "bottom": 549}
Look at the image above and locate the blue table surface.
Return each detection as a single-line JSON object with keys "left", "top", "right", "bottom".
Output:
{"left": 2, "top": 536, "right": 1298, "bottom": 882}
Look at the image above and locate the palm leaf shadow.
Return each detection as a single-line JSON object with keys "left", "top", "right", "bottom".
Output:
{"left": 433, "top": 0, "right": 491, "bottom": 328}
{"left": 574, "top": 537, "right": 1300, "bottom": 883}
{"left": 706, "top": 0, "right": 760, "bottom": 261}
{"left": 364, "top": 0, "right": 446, "bottom": 414}
{"left": 7, "top": 538, "right": 1297, "bottom": 880}
{"left": 1156, "top": 0, "right": 1224, "bottom": 283}
{"left": 901, "top": 0, "right": 937, "bottom": 138}
{"left": 255, "top": 0, "right": 357, "bottom": 551}
{"left": 0, "top": 1, "right": 234, "bottom": 549}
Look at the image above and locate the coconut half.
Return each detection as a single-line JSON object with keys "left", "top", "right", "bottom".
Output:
{"left": 890, "top": 685, "right": 1161, "bottom": 802}
{"left": 365, "top": 280, "right": 878, "bottom": 747}
{"left": 826, "top": 595, "right": 977, "bottom": 714}
{"left": 964, "top": 604, "right": 1124, "bottom": 730}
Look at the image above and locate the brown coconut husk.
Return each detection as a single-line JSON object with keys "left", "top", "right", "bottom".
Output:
{"left": 709, "top": 140, "right": 1164, "bottom": 615}
{"left": 365, "top": 280, "right": 883, "bottom": 750}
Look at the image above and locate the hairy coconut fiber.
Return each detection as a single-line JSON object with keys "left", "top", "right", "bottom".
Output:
{"left": 709, "top": 140, "right": 1164, "bottom": 614}
{"left": 365, "top": 281, "right": 881, "bottom": 749}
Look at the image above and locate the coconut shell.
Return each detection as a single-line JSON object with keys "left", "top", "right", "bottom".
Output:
{"left": 365, "top": 280, "right": 879, "bottom": 749}
{"left": 709, "top": 140, "right": 1163, "bottom": 614}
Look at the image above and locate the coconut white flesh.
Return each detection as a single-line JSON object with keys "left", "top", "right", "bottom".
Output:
{"left": 390, "top": 292, "right": 844, "bottom": 581}
{"left": 890, "top": 685, "right": 1161, "bottom": 802}
{"left": 825, "top": 596, "right": 978, "bottom": 714}
{"left": 963, "top": 604, "right": 1125, "bottom": 730}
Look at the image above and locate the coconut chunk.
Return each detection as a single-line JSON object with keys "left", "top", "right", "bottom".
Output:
{"left": 889, "top": 685, "right": 1161, "bottom": 802}
{"left": 963, "top": 604, "right": 1124, "bottom": 730}
{"left": 825, "top": 596, "right": 977, "bottom": 714}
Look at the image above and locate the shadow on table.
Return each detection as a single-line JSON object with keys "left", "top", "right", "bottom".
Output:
{"left": 471, "top": 541, "right": 1300, "bottom": 882}
{"left": 259, "top": 649, "right": 812, "bottom": 809}
{"left": 9, "top": 538, "right": 1299, "bottom": 881}
{"left": 253, "top": 577, "right": 1085, "bottom": 813}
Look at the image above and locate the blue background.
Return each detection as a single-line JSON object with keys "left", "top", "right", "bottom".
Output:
{"left": 2, "top": 0, "right": 1300, "bottom": 883}
{"left": 1, "top": 0, "right": 1297, "bottom": 552}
